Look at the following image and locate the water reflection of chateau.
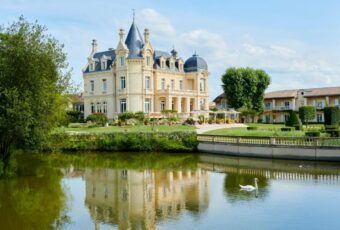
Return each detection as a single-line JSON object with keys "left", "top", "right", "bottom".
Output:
{"left": 84, "top": 169, "right": 209, "bottom": 230}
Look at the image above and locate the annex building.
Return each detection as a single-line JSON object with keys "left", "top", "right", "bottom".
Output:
{"left": 82, "top": 18, "right": 209, "bottom": 120}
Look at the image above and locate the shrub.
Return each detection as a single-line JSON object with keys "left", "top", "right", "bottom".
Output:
{"left": 126, "top": 118, "right": 139, "bottom": 126}
{"left": 247, "top": 126, "right": 257, "bottom": 130}
{"left": 183, "top": 118, "right": 195, "bottom": 125}
{"left": 198, "top": 115, "right": 205, "bottom": 125}
{"left": 281, "top": 127, "right": 293, "bottom": 132}
{"left": 324, "top": 107, "right": 339, "bottom": 127}
{"left": 66, "top": 110, "right": 82, "bottom": 123}
{"left": 144, "top": 118, "right": 149, "bottom": 125}
{"left": 305, "top": 131, "right": 320, "bottom": 137}
{"left": 299, "top": 106, "right": 316, "bottom": 127}
{"left": 118, "top": 112, "right": 134, "bottom": 122}
{"left": 326, "top": 130, "right": 340, "bottom": 137}
{"left": 286, "top": 111, "right": 302, "bottom": 128}
{"left": 134, "top": 111, "right": 145, "bottom": 122}
{"left": 86, "top": 113, "right": 108, "bottom": 126}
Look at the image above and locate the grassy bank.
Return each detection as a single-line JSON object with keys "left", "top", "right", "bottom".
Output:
{"left": 56, "top": 124, "right": 196, "bottom": 133}
{"left": 46, "top": 132, "right": 198, "bottom": 152}
{"left": 204, "top": 123, "right": 325, "bottom": 137}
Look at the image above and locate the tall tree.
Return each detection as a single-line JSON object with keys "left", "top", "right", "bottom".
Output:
{"left": 221, "top": 67, "right": 271, "bottom": 112}
{"left": 0, "top": 17, "right": 71, "bottom": 174}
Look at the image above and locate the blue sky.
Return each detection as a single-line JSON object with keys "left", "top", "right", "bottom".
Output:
{"left": 1, "top": 0, "right": 340, "bottom": 99}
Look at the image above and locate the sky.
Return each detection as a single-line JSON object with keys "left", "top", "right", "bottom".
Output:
{"left": 1, "top": 0, "right": 340, "bottom": 100}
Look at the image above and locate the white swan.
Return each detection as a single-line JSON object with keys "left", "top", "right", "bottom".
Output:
{"left": 239, "top": 178, "right": 258, "bottom": 191}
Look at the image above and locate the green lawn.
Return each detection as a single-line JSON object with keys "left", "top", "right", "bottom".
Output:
{"left": 56, "top": 124, "right": 196, "bottom": 133}
{"left": 204, "top": 123, "right": 324, "bottom": 137}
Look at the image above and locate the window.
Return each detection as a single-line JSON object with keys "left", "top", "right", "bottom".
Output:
{"left": 317, "top": 114, "right": 323, "bottom": 123}
{"left": 161, "top": 78, "right": 165, "bottom": 90}
{"left": 146, "top": 56, "right": 150, "bottom": 66}
{"left": 200, "top": 79, "right": 205, "bottom": 92}
{"left": 120, "top": 99, "right": 127, "bottom": 112}
{"left": 120, "top": 56, "right": 125, "bottom": 66}
{"left": 91, "top": 103, "right": 95, "bottom": 113}
{"left": 170, "top": 62, "right": 174, "bottom": 69}
{"left": 144, "top": 99, "right": 151, "bottom": 113}
{"left": 102, "top": 79, "right": 107, "bottom": 92}
{"left": 171, "top": 80, "right": 174, "bottom": 90}
{"left": 101, "top": 61, "right": 106, "bottom": 70}
{"left": 179, "top": 80, "right": 183, "bottom": 90}
{"left": 315, "top": 101, "right": 324, "bottom": 109}
{"left": 265, "top": 102, "right": 272, "bottom": 109}
{"left": 161, "top": 101, "right": 165, "bottom": 111}
{"left": 96, "top": 102, "right": 102, "bottom": 113}
{"left": 200, "top": 98, "right": 205, "bottom": 110}
{"left": 90, "top": 80, "right": 94, "bottom": 92}
{"left": 103, "top": 101, "right": 107, "bottom": 114}
{"left": 120, "top": 76, "right": 126, "bottom": 89}
{"left": 89, "top": 63, "right": 95, "bottom": 71}
{"left": 284, "top": 114, "right": 289, "bottom": 122}
{"left": 284, "top": 101, "right": 290, "bottom": 109}
{"left": 145, "top": 76, "right": 150, "bottom": 89}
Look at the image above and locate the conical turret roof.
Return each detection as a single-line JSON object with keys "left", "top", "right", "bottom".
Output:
{"left": 125, "top": 21, "right": 144, "bottom": 58}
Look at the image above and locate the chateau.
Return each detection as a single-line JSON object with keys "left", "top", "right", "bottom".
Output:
{"left": 83, "top": 18, "right": 209, "bottom": 120}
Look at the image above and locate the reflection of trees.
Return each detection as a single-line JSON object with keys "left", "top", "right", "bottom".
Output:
{"left": 0, "top": 154, "right": 70, "bottom": 230}
{"left": 224, "top": 170, "right": 269, "bottom": 202}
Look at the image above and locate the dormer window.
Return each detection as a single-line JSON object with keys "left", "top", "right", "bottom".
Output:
{"left": 101, "top": 61, "right": 107, "bottom": 70}
{"left": 89, "top": 63, "right": 95, "bottom": 71}
{"left": 120, "top": 56, "right": 125, "bottom": 67}
{"left": 146, "top": 56, "right": 150, "bottom": 66}
{"left": 170, "top": 62, "right": 174, "bottom": 69}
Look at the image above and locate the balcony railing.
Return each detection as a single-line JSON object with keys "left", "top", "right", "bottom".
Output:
{"left": 265, "top": 106, "right": 293, "bottom": 111}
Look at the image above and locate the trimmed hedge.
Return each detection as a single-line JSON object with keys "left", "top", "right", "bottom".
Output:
{"left": 281, "top": 127, "right": 293, "bottom": 132}
{"left": 286, "top": 111, "right": 302, "bottom": 130}
{"left": 305, "top": 131, "right": 321, "bottom": 137}
{"left": 324, "top": 107, "right": 339, "bottom": 127}
{"left": 45, "top": 132, "right": 198, "bottom": 152}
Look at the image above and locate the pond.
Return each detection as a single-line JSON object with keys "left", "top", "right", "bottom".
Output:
{"left": 0, "top": 152, "right": 340, "bottom": 230}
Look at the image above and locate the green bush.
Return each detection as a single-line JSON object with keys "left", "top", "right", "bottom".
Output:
{"left": 86, "top": 113, "right": 108, "bottom": 126}
{"left": 326, "top": 130, "right": 340, "bottom": 137}
{"left": 183, "top": 118, "right": 196, "bottom": 125}
{"left": 324, "top": 107, "right": 339, "bottom": 127}
{"left": 66, "top": 110, "right": 82, "bottom": 123}
{"left": 281, "top": 127, "right": 293, "bottom": 132}
{"left": 286, "top": 111, "right": 302, "bottom": 128}
{"left": 305, "top": 131, "right": 320, "bottom": 137}
{"left": 247, "top": 126, "right": 257, "bottom": 130}
{"left": 118, "top": 112, "right": 134, "bottom": 122}
{"left": 134, "top": 111, "right": 145, "bottom": 122}
{"left": 46, "top": 132, "right": 198, "bottom": 152}
{"left": 299, "top": 106, "right": 316, "bottom": 126}
{"left": 68, "top": 123, "right": 83, "bottom": 128}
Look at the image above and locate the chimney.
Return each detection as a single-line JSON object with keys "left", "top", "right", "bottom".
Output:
{"left": 119, "top": 29, "right": 125, "bottom": 42}
{"left": 91, "top": 39, "right": 97, "bottom": 53}
{"left": 144, "top": 28, "right": 150, "bottom": 43}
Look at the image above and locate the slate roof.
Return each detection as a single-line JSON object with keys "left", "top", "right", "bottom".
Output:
{"left": 184, "top": 54, "right": 208, "bottom": 72}
{"left": 84, "top": 50, "right": 115, "bottom": 73}
{"left": 125, "top": 21, "right": 144, "bottom": 58}
{"left": 213, "top": 93, "right": 226, "bottom": 103}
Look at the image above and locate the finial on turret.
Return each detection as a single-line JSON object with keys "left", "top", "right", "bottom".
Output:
{"left": 132, "top": 9, "right": 135, "bottom": 22}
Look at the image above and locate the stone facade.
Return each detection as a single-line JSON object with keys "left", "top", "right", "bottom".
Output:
{"left": 83, "top": 20, "right": 209, "bottom": 120}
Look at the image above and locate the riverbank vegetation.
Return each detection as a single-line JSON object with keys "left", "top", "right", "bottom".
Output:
{"left": 45, "top": 132, "right": 198, "bottom": 152}
{"left": 0, "top": 17, "right": 72, "bottom": 176}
